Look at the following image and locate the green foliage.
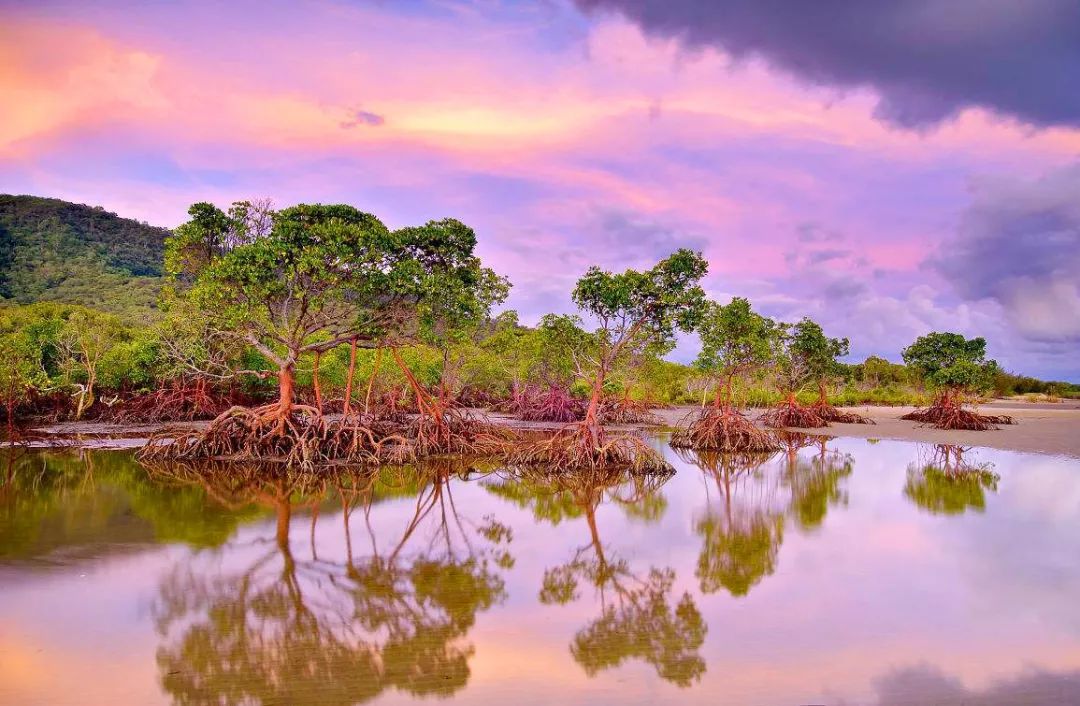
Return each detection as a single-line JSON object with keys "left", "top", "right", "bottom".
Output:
{"left": 770, "top": 317, "right": 846, "bottom": 395}
{"left": 854, "top": 355, "right": 910, "bottom": 387}
{"left": 0, "top": 195, "right": 169, "bottom": 319}
{"left": 694, "top": 297, "right": 776, "bottom": 402}
{"left": 171, "top": 203, "right": 504, "bottom": 399}
{"left": 567, "top": 249, "right": 708, "bottom": 411}
{"left": 902, "top": 332, "right": 998, "bottom": 393}
{"left": 904, "top": 465, "right": 999, "bottom": 515}
{"left": 572, "top": 249, "right": 708, "bottom": 357}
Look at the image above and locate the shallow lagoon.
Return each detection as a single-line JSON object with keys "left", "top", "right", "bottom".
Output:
{"left": 1, "top": 435, "right": 1078, "bottom": 705}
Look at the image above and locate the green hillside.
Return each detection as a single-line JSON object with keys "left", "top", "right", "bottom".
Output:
{"left": 0, "top": 195, "right": 169, "bottom": 320}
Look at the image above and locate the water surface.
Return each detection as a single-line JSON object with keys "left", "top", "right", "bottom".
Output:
{"left": 1, "top": 436, "right": 1078, "bottom": 705}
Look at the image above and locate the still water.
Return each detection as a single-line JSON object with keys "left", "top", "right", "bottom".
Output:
{"left": 1, "top": 435, "right": 1078, "bottom": 705}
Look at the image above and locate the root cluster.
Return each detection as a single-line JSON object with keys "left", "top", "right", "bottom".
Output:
{"left": 506, "top": 423, "right": 671, "bottom": 473}
{"left": 499, "top": 385, "right": 585, "bottom": 423}
{"left": 402, "top": 408, "right": 514, "bottom": 457}
{"left": 810, "top": 402, "right": 874, "bottom": 425}
{"left": 106, "top": 379, "right": 245, "bottom": 423}
{"left": 760, "top": 400, "right": 828, "bottom": 430}
{"left": 138, "top": 401, "right": 516, "bottom": 468}
{"left": 599, "top": 396, "right": 663, "bottom": 425}
{"left": 901, "top": 398, "right": 1014, "bottom": 431}
{"left": 671, "top": 406, "right": 780, "bottom": 453}
{"left": 139, "top": 404, "right": 416, "bottom": 468}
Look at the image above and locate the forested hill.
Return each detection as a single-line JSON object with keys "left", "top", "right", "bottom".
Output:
{"left": 0, "top": 195, "right": 170, "bottom": 319}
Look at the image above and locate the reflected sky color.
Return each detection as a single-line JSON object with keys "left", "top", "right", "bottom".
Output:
{"left": 1, "top": 438, "right": 1079, "bottom": 704}
{"left": 1, "top": 1, "right": 1079, "bottom": 378}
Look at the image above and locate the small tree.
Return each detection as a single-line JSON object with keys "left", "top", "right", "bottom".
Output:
{"left": 572, "top": 249, "right": 708, "bottom": 435}
{"left": 901, "top": 332, "right": 997, "bottom": 399}
{"left": 56, "top": 308, "right": 127, "bottom": 419}
{"left": 790, "top": 319, "right": 871, "bottom": 424}
{"left": 147, "top": 202, "right": 502, "bottom": 462}
{"left": 169, "top": 204, "right": 484, "bottom": 420}
{"left": 0, "top": 331, "right": 45, "bottom": 433}
{"left": 900, "top": 332, "right": 1013, "bottom": 429}
{"left": 671, "top": 297, "right": 778, "bottom": 452}
{"left": 760, "top": 318, "right": 829, "bottom": 429}
{"left": 511, "top": 249, "right": 708, "bottom": 471}
{"left": 694, "top": 297, "right": 776, "bottom": 407}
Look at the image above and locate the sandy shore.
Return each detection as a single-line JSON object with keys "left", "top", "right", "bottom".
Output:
{"left": 655, "top": 400, "right": 1080, "bottom": 459}
{"left": 15, "top": 400, "right": 1080, "bottom": 458}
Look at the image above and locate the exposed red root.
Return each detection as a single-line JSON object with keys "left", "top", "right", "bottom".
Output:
{"left": 401, "top": 407, "right": 515, "bottom": 457}
{"left": 498, "top": 384, "right": 585, "bottom": 423}
{"left": 760, "top": 399, "right": 828, "bottom": 429}
{"left": 138, "top": 404, "right": 416, "bottom": 468}
{"left": 671, "top": 406, "right": 780, "bottom": 453}
{"left": 105, "top": 378, "right": 249, "bottom": 423}
{"left": 454, "top": 386, "right": 502, "bottom": 409}
{"left": 810, "top": 402, "right": 875, "bottom": 425}
{"left": 506, "top": 422, "right": 670, "bottom": 473}
{"left": 901, "top": 397, "right": 1014, "bottom": 430}
{"left": 598, "top": 395, "right": 662, "bottom": 425}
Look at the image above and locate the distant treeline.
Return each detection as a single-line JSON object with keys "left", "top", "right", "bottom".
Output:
{"left": 0, "top": 195, "right": 1075, "bottom": 426}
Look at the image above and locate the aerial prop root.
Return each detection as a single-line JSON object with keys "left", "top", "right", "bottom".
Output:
{"left": 810, "top": 402, "right": 875, "bottom": 425}
{"left": 598, "top": 395, "right": 663, "bottom": 425}
{"left": 760, "top": 399, "right": 828, "bottom": 429}
{"left": 671, "top": 406, "right": 780, "bottom": 452}
{"left": 901, "top": 396, "right": 1014, "bottom": 431}
{"left": 138, "top": 404, "right": 416, "bottom": 466}
{"left": 506, "top": 422, "right": 671, "bottom": 473}
{"left": 404, "top": 406, "right": 516, "bottom": 457}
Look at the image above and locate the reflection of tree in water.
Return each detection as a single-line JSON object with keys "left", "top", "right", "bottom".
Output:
{"left": 783, "top": 435, "right": 854, "bottom": 532}
{"left": 147, "top": 458, "right": 510, "bottom": 705}
{"left": 0, "top": 449, "right": 264, "bottom": 561}
{"left": 681, "top": 434, "right": 853, "bottom": 598}
{"left": 682, "top": 449, "right": 784, "bottom": 598}
{"left": 484, "top": 467, "right": 706, "bottom": 687}
{"left": 904, "top": 445, "right": 999, "bottom": 516}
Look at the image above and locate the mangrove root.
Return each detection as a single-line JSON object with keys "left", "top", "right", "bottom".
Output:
{"left": 671, "top": 406, "right": 780, "bottom": 453}
{"left": 506, "top": 423, "right": 671, "bottom": 473}
{"left": 760, "top": 399, "right": 828, "bottom": 429}
{"left": 811, "top": 402, "right": 875, "bottom": 425}
{"left": 598, "top": 396, "right": 663, "bottom": 425}
{"left": 138, "top": 404, "right": 416, "bottom": 468}
{"left": 901, "top": 398, "right": 1015, "bottom": 431}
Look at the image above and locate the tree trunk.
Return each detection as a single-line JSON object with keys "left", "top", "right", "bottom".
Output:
{"left": 276, "top": 498, "right": 292, "bottom": 551}
{"left": 364, "top": 348, "right": 383, "bottom": 416}
{"left": 581, "top": 371, "right": 605, "bottom": 446}
{"left": 817, "top": 380, "right": 828, "bottom": 405}
{"left": 278, "top": 363, "right": 296, "bottom": 417}
{"left": 343, "top": 338, "right": 358, "bottom": 416}
{"left": 312, "top": 351, "right": 323, "bottom": 415}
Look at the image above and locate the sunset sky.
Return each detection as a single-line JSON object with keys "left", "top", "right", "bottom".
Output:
{"left": 2, "top": 0, "right": 1078, "bottom": 379}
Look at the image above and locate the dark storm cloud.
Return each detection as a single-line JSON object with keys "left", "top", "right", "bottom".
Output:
{"left": 934, "top": 165, "right": 1080, "bottom": 341}
{"left": 574, "top": 0, "right": 1080, "bottom": 129}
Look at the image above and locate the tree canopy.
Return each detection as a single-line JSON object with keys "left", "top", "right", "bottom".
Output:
{"left": 569, "top": 249, "right": 708, "bottom": 420}
{"left": 902, "top": 332, "right": 998, "bottom": 393}
{"left": 693, "top": 296, "right": 776, "bottom": 404}
{"left": 165, "top": 201, "right": 504, "bottom": 413}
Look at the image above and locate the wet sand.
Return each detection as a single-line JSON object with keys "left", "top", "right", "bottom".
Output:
{"left": 13, "top": 400, "right": 1080, "bottom": 458}
{"left": 656, "top": 400, "right": 1080, "bottom": 459}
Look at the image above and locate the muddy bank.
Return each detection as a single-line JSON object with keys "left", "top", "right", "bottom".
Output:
{"left": 10, "top": 400, "right": 1080, "bottom": 458}
{"left": 655, "top": 401, "right": 1080, "bottom": 459}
